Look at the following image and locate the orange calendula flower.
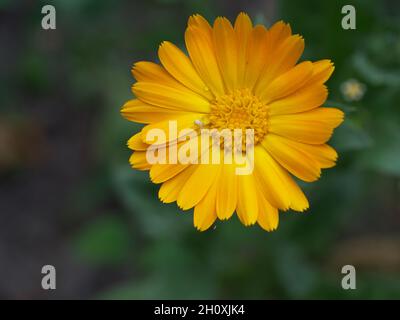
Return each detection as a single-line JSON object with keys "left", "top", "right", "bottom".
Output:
{"left": 121, "top": 13, "right": 344, "bottom": 231}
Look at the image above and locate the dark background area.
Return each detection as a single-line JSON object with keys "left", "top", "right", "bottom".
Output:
{"left": 0, "top": 0, "right": 399, "bottom": 299}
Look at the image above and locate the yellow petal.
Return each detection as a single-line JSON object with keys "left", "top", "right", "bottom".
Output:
{"left": 259, "top": 61, "right": 313, "bottom": 103}
{"left": 303, "top": 143, "right": 338, "bottom": 168}
{"left": 140, "top": 114, "right": 201, "bottom": 145}
{"left": 177, "top": 163, "right": 221, "bottom": 210}
{"left": 257, "top": 191, "right": 279, "bottom": 231}
{"left": 255, "top": 35, "right": 304, "bottom": 94}
{"left": 262, "top": 134, "right": 321, "bottom": 182}
{"left": 132, "top": 82, "right": 210, "bottom": 113}
{"left": 188, "top": 14, "right": 212, "bottom": 34}
{"left": 269, "top": 107, "right": 345, "bottom": 144}
{"left": 193, "top": 169, "right": 219, "bottom": 231}
{"left": 256, "top": 21, "right": 292, "bottom": 79}
{"left": 185, "top": 25, "right": 225, "bottom": 97}
{"left": 268, "top": 84, "right": 328, "bottom": 116}
{"left": 121, "top": 99, "right": 189, "bottom": 124}
{"left": 131, "top": 61, "right": 188, "bottom": 91}
{"left": 158, "top": 41, "right": 213, "bottom": 100}
{"left": 279, "top": 140, "right": 338, "bottom": 169}
{"left": 213, "top": 17, "right": 238, "bottom": 91}
{"left": 282, "top": 173, "right": 309, "bottom": 212}
{"left": 234, "top": 12, "right": 252, "bottom": 88}
{"left": 129, "top": 151, "right": 151, "bottom": 170}
{"left": 150, "top": 143, "right": 190, "bottom": 183}
{"left": 236, "top": 173, "right": 259, "bottom": 226}
{"left": 216, "top": 162, "right": 237, "bottom": 220}
{"left": 254, "top": 146, "right": 291, "bottom": 210}
{"left": 267, "top": 21, "right": 292, "bottom": 46}
{"left": 254, "top": 146, "right": 309, "bottom": 211}
{"left": 149, "top": 136, "right": 206, "bottom": 183}
{"left": 150, "top": 162, "right": 189, "bottom": 184}
{"left": 247, "top": 20, "right": 292, "bottom": 90}
{"left": 308, "top": 60, "right": 334, "bottom": 85}
{"left": 243, "top": 25, "right": 269, "bottom": 90}
{"left": 127, "top": 132, "right": 148, "bottom": 151}
{"left": 158, "top": 165, "right": 196, "bottom": 203}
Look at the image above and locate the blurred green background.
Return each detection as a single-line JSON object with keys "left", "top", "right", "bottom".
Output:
{"left": 0, "top": 0, "right": 399, "bottom": 299}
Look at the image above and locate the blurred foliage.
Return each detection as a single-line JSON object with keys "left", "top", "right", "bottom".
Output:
{"left": 73, "top": 215, "right": 133, "bottom": 265}
{"left": 1, "top": 0, "right": 400, "bottom": 299}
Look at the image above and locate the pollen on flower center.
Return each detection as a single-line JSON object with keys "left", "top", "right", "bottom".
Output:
{"left": 208, "top": 89, "right": 269, "bottom": 147}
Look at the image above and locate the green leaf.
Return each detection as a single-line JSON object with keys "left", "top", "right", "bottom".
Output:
{"left": 111, "top": 165, "right": 192, "bottom": 238}
{"left": 353, "top": 52, "right": 400, "bottom": 86}
{"left": 72, "top": 215, "right": 133, "bottom": 265}
{"left": 331, "top": 118, "right": 373, "bottom": 151}
{"left": 359, "top": 119, "right": 400, "bottom": 176}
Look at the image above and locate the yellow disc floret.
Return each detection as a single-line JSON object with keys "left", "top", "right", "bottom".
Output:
{"left": 208, "top": 89, "right": 268, "bottom": 147}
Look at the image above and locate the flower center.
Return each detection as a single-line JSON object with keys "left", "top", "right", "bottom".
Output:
{"left": 208, "top": 89, "right": 268, "bottom": 147}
